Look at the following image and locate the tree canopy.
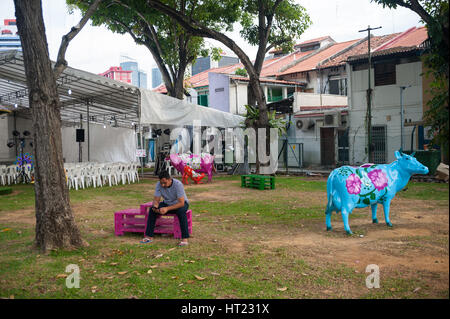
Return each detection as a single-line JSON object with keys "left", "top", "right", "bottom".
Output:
{"left": 68, "top": 0, "right": 225, "bottom": 98}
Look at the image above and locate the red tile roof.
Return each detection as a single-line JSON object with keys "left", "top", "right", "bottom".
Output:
{"left": 347, "top": 27, "right": 428, "bottom": 62}
{"left": 269, "top": 36, "right": 333, "bottom": 54}
{"left": 295, "top": 36, "right": 333, "bottom": 48}
{"left": 374, "top": 26, "right": 427, "bottom": 51}
{"left": 347, "top": 46, "right": 423, "bottom": 62}
{"left": 279, "top": 39, "right": 361, "bottom": 75}
{"left": 260, "top": 50, "right": 310, "bottom": 77}
{"left": 153, "top": 83, "right": 167, "bottom": 94}
{"left": 230, "top": 76, "right": 303, "bottom": 86}
{"left": 318, "top": 33, "right": 400, "bottom": 69}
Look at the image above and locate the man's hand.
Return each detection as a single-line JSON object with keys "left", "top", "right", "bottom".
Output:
{"left": 159, "top": 207, "right": 168, "bottom": 215}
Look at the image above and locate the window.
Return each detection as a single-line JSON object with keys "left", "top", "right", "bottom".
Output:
{"left": 329, "top": 80, "right": 339, "bottom": 95}
{"left": 300, "top": 43, "right": 320, "bottom": 52}
{"left": 328, "top": 78, "right": 347, "bottom": 96}
{"left": 375, "top": 62, "right": 396, "bottom": 86}
{"left": 197, "top": 94, "right": 209, "bottom": 107}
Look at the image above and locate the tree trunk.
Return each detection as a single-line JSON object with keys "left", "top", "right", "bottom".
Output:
{"left": 14, "top": 0, "right": 84, "bottom": 253}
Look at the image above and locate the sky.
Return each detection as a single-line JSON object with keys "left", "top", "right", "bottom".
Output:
{"left": 1, "top": 0, "right": 423, "bottom": 87}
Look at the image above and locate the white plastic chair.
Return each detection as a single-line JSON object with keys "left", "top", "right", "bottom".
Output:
{"left": 71, "top": 167, "right": 85, "bottom": 190}
{"left": 0, "top": 165, "right": 7, "bottom": 185}
{"left": 132, "top": 162, "right": 140, "bottom": 182}
{"left": 6, "top": 165, "right": 18, "bottom": 185}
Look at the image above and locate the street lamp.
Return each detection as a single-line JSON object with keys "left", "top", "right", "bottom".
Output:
{"left": 400, "top": 85, "right": 411, "bottom": 152}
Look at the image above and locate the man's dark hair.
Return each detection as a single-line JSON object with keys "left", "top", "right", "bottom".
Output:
{"left": 158, "top": 169, "right": 171, "bottom": 180}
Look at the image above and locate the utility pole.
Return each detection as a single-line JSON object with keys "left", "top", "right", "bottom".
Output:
{"left": 400, "top": 85, "right": 411, "bottom": 151}
{"left": 359, "top": 25, "right": 381, "bottom": 163}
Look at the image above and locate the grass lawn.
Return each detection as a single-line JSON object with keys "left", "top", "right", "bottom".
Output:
{"left": 0, "top": 175, "right": 448, "bottom": 299}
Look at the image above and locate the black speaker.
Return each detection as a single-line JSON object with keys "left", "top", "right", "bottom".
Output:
{"left": 76, "top": 129, "right": 85, "bottom": 142}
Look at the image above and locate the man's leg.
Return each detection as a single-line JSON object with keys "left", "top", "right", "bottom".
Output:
{"left": 143, "top": 202, "right": 168, "bottom": 239}
{"left": 172, "top": 202, "right": 190, "bottom": 243}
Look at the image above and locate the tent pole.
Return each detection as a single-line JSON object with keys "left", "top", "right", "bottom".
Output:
{"left": 86, "top": 99, "right": 90, "bottom": 162}
{"left": 79, "top": 114, "right": 82, "bottom": 162}
{"left": 138, "top": 91, "right": 144, "bottom": 179}
{"left": 140, "top": 124, "right": 144, "bottom": 178}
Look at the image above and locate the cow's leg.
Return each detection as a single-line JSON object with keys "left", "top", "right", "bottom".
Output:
{"left": 325, "top": 211, "right": 332, "bottom": 231}
{"left": 371, "top": 204, "right": 378, "bottom": 224}
{"left": 325, "top": 202, "right": 333, "bottom": 231}
{"left": 382, "top": 199, "right": 393, "bottom": 227}
{"left": 341, "top": 208, "right": 352, "bottom": 235}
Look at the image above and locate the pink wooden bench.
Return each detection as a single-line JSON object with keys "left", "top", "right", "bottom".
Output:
{"left": 114, "top": 202, "right": 192, "bottom": 239}
{"left": 114, "top": 208, "right": 147, "bottom": 236}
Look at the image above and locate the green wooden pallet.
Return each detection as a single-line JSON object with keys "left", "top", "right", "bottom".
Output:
{"left": 241, "top": 174, "right": 275, "bottom": 190}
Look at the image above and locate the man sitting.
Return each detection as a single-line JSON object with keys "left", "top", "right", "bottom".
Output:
{"left": 141, "top": 170, "right": 190, "bottom": 246}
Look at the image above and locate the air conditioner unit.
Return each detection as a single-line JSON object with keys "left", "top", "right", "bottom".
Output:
{"left": 323, "top": 112, "right": 342, "bottom": 127}
{"left": 296, "top": 119, "right": 315, "bottom": 131}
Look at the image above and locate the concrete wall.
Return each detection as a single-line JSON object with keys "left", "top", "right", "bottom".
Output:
{"left": 285, "top": 117, "right": 322, "bottom": 166}
{"left": 229, "top": 81, "right": 248, "bottom": 115}
{"left": 294, "top": 92, "right": 347, "bottom": 112}
{"left": 348, "top": 60, "right": 423, "bottom": 164}
{"left": 208, "top": 72, "right": 230, "bottom": 113}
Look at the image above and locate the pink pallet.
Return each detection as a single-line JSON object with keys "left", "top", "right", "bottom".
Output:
{"left": 114, "top": 208, "right": 148, "bottom": 236}
{"left": 115, "top": 202, "right": 193, "bottom": 239}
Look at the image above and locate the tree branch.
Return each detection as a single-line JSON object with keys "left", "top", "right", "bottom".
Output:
{"left": 146, "top": 0, "right": 267, "bottom": 111}
{"left": 110, "top": 18, "right": 145, "bottom": 45}
{"left": 53, "top": 0, "right": 102, "bottom": 78}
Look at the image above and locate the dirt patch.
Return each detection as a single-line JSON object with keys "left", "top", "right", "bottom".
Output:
{"left": 0, "top": 208, "right": 35, "bottom": 225}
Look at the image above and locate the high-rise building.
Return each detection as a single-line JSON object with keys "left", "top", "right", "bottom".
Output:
{"left": 0, "top": 19, "right": 21, "bottom": 52}
{"left": 152, "top": 67, "right": 162, "bottom": 88}
{"left": 138, "top": 70, "right": 147, "bottom": 89}
{"left": 191, "top": 54, "right": 239, "bottom": 76}
{"left": 120, "top": 59, "right": 148, "bottom": 89}
{"left": 99, "top": 66, "right": 132, "bottom": 84}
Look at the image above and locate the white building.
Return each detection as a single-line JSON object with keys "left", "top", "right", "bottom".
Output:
{"left": 347, "top": 45, "right": 429, "bottom": 165}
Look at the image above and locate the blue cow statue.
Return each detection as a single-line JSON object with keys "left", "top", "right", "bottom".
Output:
{"left": 325, "top": 151, "right": 429, "bottom": 235}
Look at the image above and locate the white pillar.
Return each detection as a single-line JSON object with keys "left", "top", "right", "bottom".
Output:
{"left": 264, "top": 86, "right": 268, "bottom": 102}
{"left": 282, "top": 87, "right": 288, "bottom": 99}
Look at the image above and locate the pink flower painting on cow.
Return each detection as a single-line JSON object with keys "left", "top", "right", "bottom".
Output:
{"left": 346, "top": 174, "right": 362, "bottom": 195}
{"left": 367, "top": 169, "right": 388, "bottom": 191}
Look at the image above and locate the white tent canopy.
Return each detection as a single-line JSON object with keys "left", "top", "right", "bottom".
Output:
{"left": 139, "top": 88, "right": 244, "bottom": 128}
{"left": 0, "top": 50, "right": 245, "bottom": 164}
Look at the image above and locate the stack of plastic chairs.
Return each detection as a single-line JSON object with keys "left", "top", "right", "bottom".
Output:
{"left": 63, "top": 162, "right": 140, "bottom": 190}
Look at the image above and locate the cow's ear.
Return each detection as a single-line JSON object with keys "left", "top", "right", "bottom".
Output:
{"left": 395, "top": 150, "right": 402, "bottom": 159}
